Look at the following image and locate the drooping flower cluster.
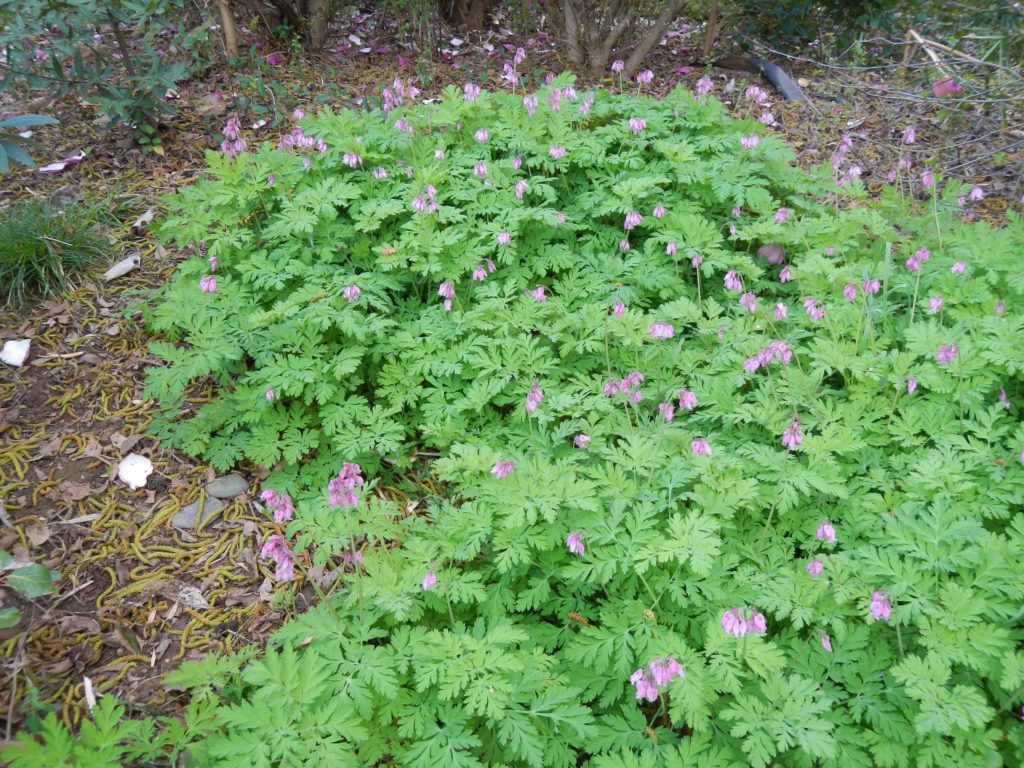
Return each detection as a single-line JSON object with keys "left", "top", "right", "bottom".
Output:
{"left": 278, "top": 124, "right": 327, "bottom": 154}
{"left": 739, "top": 292, "right": 757, "bottom": 313}
{"left": 260, "top": 488, "right": 294, "bottom": 523}
{"left": 695, "top": 76, "right": 713, "bottom": 97}
{"left": 905, "top": 247, "right": 930, "bottom": 271}
{"left": 380, "top": 77, "right": 421, "bottom": 113}
{"left": 328, "top": 462, "right": 364, "bottom": 510}
{"left": 623, "top": 211, "right": 643, "bottom": 230}
{"left": 744, "top": 340, "right": 794, "bottom": 373}
{"left": 647, "top": 322, "right": 674, "bottom": 339}
{"left": 199, "top": 275, "right": 217, "bottom": 294}
{"left": 739, "top": 135, "right": 760, "bottom": 150}
{"left": 573, "top": 434, "right": 591, "bottom": 449}
{"left": 438, "top": 281, "right": 455, "bottom": 311}
{"left": 463, "top": 82, "right": 481, "bottom": 101}
{"left": 722, "top": 607, "right": 767, "bottom": 637}
{"left": 869, "top": 590, "right": 892, "bottom": 621}
{"left": 343, "top": 284, "right": 361, "bottom": 303}
{"left": 803, "top": 298, "right": 824, "bottom": 321}
{"left": 782, "top": 417, "right": 803, "bottom": 451}
{"left": 677, "top": 389, "right": 698, "bottom": 410}
{"left": 603, "top": 371, "right": 645, "bottom": 404}
{"left": 220, "top": 116, "right": 247, "bottom": 158}
{"left": 807, "top": 557, "right": 824, "bottom": 578}
{"left": 421, "top": 570, "right": 437, "bottom": 590}
{"left": 491, "top": 460, "right": 515, "bottom": 479}
{"left": 412, "top": 183, "right": 439, "bottom": 214}
{"left": 260, "top": 534, "right": 294, "bottom": 581}
{"left": 724, "top": 271, "right": 743, "bottom": 292}
{"left": 525, "top": 380, "right": 543, "bottom": 414}
{"left": 628, "top": 117, "right": 646, "bottom": 135}
{"left": 816, "top": 522, "right": 836, "bottom": 543}
{"left": 936, "top": 344, "right": 958, "bottom": 366}
{"left": 629, "top": 656, "right": 683, "bottom": 702}
{"left": 566, "top": 531, "right": 584, "bottom": 555}
{"left": 691, "top": 438, "right": 712, "bottom": 456}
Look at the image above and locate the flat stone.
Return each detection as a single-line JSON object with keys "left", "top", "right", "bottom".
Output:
{"left": 171, "top": 496, "right": 224, "bottom": 528}
{"left": 205, "top": 474, "right": 249, "bottom": 499}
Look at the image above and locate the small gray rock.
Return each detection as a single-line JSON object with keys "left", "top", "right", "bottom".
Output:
{"left": 205, "top": 474, "right": 249, "bottom": 499}
{"left": 171, "top": 496, "right": 225, "bottom": 528}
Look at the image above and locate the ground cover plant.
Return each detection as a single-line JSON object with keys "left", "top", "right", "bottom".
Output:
{"left": 7, "top": 71, "right": 1024, "bottom": 766}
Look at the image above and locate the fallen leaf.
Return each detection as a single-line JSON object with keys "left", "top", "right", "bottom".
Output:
{"left": 110, "top": 432, "right": 144, "bottom": 455}
{"left": 58, "top": 615, "right": 101, "bottom": 634}
{"left": 25, "top": 522, "right": 50, "bottom": 546}
{"left": 37, "top": 436, "right": 64, "bottom": 458}
{"left": 83, "top": 435, "right": 106, "bottom": 459}
{"left": 131, "top": 208, "right": 155, "bottom": 232}
{"left": 59, "top": 482, "right": 93, "bottom": 502}
{"left": 177, "top": 586, "right": 211, "bottom": 610}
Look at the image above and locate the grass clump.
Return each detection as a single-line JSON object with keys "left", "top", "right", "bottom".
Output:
{"left": 0, "top": 199, "right": 107, "bottom": 308}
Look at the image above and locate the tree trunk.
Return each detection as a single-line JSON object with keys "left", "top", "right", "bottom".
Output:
{"left": 623, "top": 0, "right": 686, "bottom": 78}
{"left": 442, "top": 0, "right": 493, "bottom": 30}
{"left": 215, "top": 0, "right": 240, "bottom": 59}
{"left": 588, "top": 7, "right": 636, "bottom": 75}
{"left": 702, "top": 0, "right": 719, "bottom": 61}
{"left": 560, "top": 0, "right": 583, "bottom": 67}
{"left": 305, "top": 0, "right": 333, "bottom": 51}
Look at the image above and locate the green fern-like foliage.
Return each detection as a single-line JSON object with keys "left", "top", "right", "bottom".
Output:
{"left": 95, "top": 75, "right": 1024, "bottom": 767}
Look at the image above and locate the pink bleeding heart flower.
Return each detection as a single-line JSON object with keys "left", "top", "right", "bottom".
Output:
{"left": 491, "top": 460, "right": 515, "bottom": 479}
{"left": 566, "top": 531, "right": 585, "bottom": 555}
{"left": 869, "top": 590, "right": 891, "bottom": 621}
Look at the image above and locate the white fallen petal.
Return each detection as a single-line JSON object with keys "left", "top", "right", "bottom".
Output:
{"left": 450, "top": 37, "right": 463, "bottom": 46}
{"left": 83, "top": 676, "right": 96, "bottom": 711}
{"left": 348, "top": 34, "right": 362, "bottom": 45}
{"left": 117, "top": 453, "right": 153, "bottom": 490}
{"left": 0, "top": 339, "right": 31, "bottom": 367}
{"left": 360, "top": 47, "right": 372, "bottom": 53}
{"left": 38, "top": 150, "right": 86, "bottom": 175}
{"left": 18, "top": 130, "right": 33, "bottom": 139}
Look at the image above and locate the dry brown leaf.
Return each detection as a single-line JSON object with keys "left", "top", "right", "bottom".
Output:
{"left": 25, "top": 522, "right": 51, "bottom": 546}
{"left": 59, "top": 481, "right": 93, "bottom": 502}
{"left": 57, "top": 615, "right": 102, "bottom": 635}
{"left": 110, "top": 432, "right": 144, "bottom": 455}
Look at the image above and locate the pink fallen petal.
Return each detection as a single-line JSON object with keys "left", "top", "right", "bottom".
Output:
{"left": 38, "top": 150, "right": 86, "bottom": 174}
{"left": 931, "top": 77, "right": 963, "bottom": 98}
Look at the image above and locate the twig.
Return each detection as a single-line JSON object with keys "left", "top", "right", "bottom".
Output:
{"left": 908, "top": 29, "right": 951, "bottom": 78}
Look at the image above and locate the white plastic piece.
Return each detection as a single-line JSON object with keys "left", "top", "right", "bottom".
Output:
{"left": 0, "top": 339, "right": 30, "bottom": 367}
{"left": 117, "top": 453, "right": 153, "bottom": 490}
